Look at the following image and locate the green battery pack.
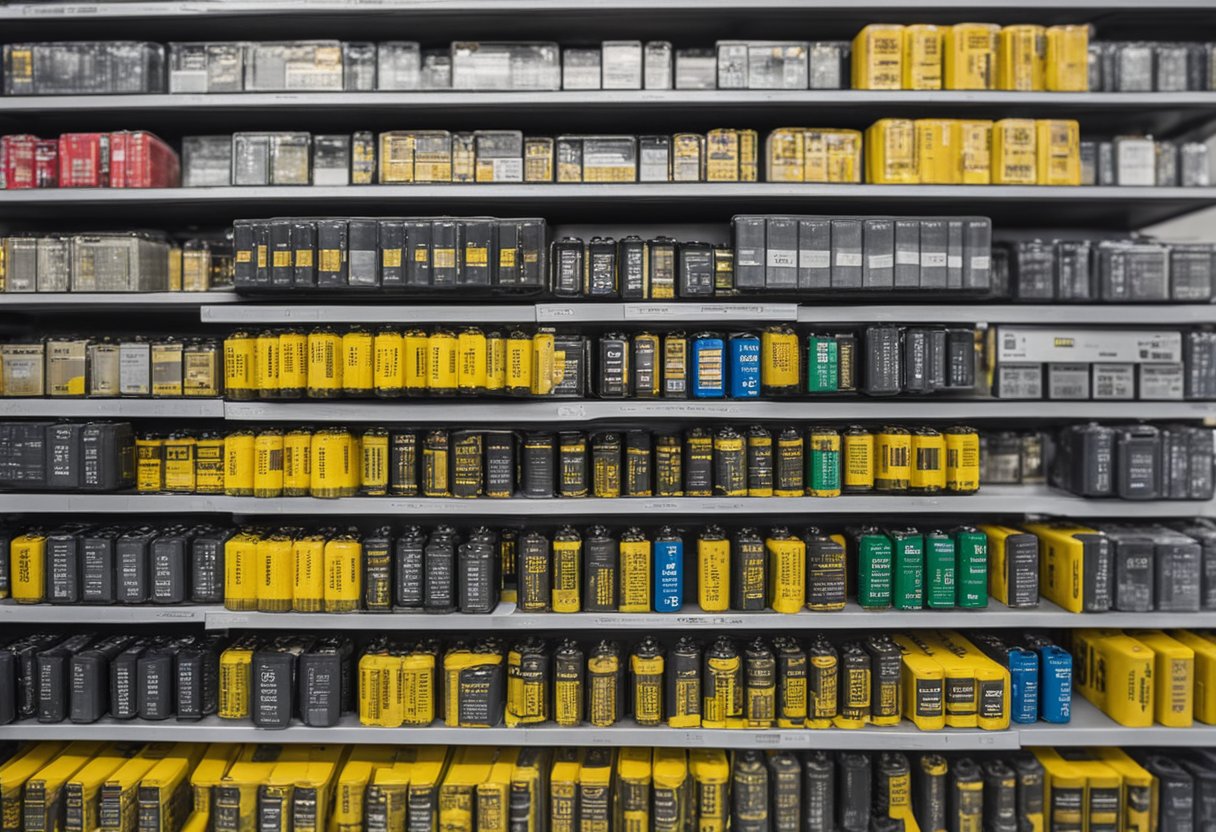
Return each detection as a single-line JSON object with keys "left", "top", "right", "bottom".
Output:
{"left": 807, "top": 336, "right": 839, "bottom": 393}
{"left": 924, "top": 531, "right": 957, "bottom": 609}
{"left": 887, "top": 528, "right": 925, "bottom": 610}
{"left": 952, "top": 526, "right": 989, "bottom": 608}
{"left": 849, "top": 526, "right": 893, "bottom": 610}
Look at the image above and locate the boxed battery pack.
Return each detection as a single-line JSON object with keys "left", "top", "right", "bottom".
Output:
{"left": 1025, "top": 522, "right": 1112, "bottom": 612}
{"left": 451, "top": 42, "right": 560, "bottom": 90}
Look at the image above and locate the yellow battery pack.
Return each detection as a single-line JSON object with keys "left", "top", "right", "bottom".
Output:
{"left": 903, "top": 24, "right": 943, "bottom": 89}
{"left": 852, "top": 24, "right": 905, "bottom": 89}
{"left": 11, "top": 532, "right": 47, "bottom": 603}
{"left": 615, "top": 748, "right": 651, "bottom": 832}
{"left": 255, "top": 533, "right": 294, "bottom": 613}
{"left": 438, "top": 747, "right": 496, "bottom": 832}
{"left": 998, "top": 25, "right": 1046, "bottom": 90}
{"left": 223, "top": 531, "right": 260, "bottom": 612}
{"left": 1091, "top": 748, "right": 1152, "bottom": 832}
{"left": 407, "top": 746, "right": 451, "bottom": 828}
{"left": 189, "top": 744, "right": 241, "bottom": 815}
{"left": 1134, "top": 629, "right": 1194, "bottom": 727}
{"left": 1032, "top": 750, "right": 1088, "bottom": 832}
{"left": 1077, "top": 629, "right": 1154, "bottom": 727}
{"left": 475, "top": 748, "right": 518, "bottom": 832}
{"left": 697, "top": 531, "right": 730, "bottom": 613}
{"left": 1170, "top": 629, "right": 1216, "bottom": 723}
{"left": 1024, "top": 523, "right": 1109, "bottom": 613}
{"left": 1035, "top": 119, "right": 1081, "bottom": 185}
{"left": 766, "top": 532, "right": 806, "bottom": 614}
{"left": 914, "top": 119, "right": 959, "bottom": 184}
{"left": 891, "top": 636, "right": 946, "bottom": 731}
{"left": 688, "top": 750, "right": 729, "bottom": 832}
{"left": 1056, "top": 754, "right": 1122, "bottom": 832}
{"left": 323, "top": 535, "right": 361, "bottom": 613}
{"left": 506, "top": 748, "right": 548, "bottom": 832}
{"left": 945, "top": 23, "right": 999, "bottom": 89}
{"left": 807, "top": 129, "right": 863, "bottom": 183}
{"left": 618, "top": 533, "right": 651, "bottom": 613}
{"left": 992, "top": 118, "right": 1037, "bottom": 184}
{"left": 3, "top": 743, "right": 69, "bottom": 832}
{"left": 291, "top": 533, "right": 325, "bottom": 612}
{"left": 900, "top": 632, "right": 977, "bottom": 728}
{"left": 866, "top": 119, "right": 918, "bottom": 184}
{"left": 650, "top": 749, "right": 690, "bottom": 832}
{"left": 577, "top": 748, "right": 615, "bottom": 832}
{"left": 935, "top": 630, "right": 1010, "bottom": 730}
{"left": 1045, "top": 25, "right": 1090, "bottom": 91}
{"left": 333, "top": 747, "right": 400, "bottom": 832}
{"left": 956, "top": 120, "right": 992, "bottom": 184}
{"left": 548, "top": 749, "right": 579, "bottom": 832}
{"left": 978, "top": 524, "right": 1032, "bottom": 608}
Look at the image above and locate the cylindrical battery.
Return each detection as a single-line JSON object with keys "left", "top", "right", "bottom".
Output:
{"left": 744, "top": 637, "right": 776, "bottom": 728}
{"left": 914, "top": 755, "right": 948, "bottom": 832}
{"left": 698, "top": 525, "right": 730, "bottom": 612}
{"left": 484, "top": 431, "right": 515, "bottom": 498}
{"left": 630, "top": 636, "right": 665, "bottom": 726}
{"left": 403, "top": 327, "right": 428, "bottom": 396}
{"left": 666, "top": 636, "right": 701, "bottom": 728}
{"left": 807, "top": 634, "right": 839, "bottom": 729}
{"left": 728, "top": 331, "right": 761, "bottom": 398}
{"left": 558, "top": 431, "right": 589, "bottom": 498}
{"left": 457, "top": 326, "right": 488, "bottom": 395}
{"left": 363, "top": 526, "right": 394, "bottom": 613}
{"left": 702, "top": 636, "right": 742, "bottom": 729}
{"left": 393, "top": 526, "right": 425, "bottom": 610}
{"left": 864, "top": 634, "right": 902, "bottom": 726}
{"left": 598, "top": 332, "right": 630, "bottom": 398}
{"left": 655, "top": 432, "right": 683, "bottom": 496}
{"left": 283, "top": 428, "right": 312, "bottom": 496}
{"left": 306, "top": 327, "right": 342, "bottom": 398}
{"left": 691, "top": 332, "right": 726, "bottom": 398}
{"left": 253, "top": 429, "right": 285, "bottom": 498}
{"left": 911, "top": 427, "right": 946, "bottom": 493}
{"left": 504, "top": 329, "right": 532, "bottom": 396}
{"left": 761, "top": 324, "right": 800, "bottom": 395}
{"left": 553, "top": 639, "right": 585, "bottom": 726}
{"left": 223, "top": 330, "right": 257, "bottom": 401}
{"left": 653, "top": 527, "right": 684, "bottom": 612}
{"left": 875, "top": 753, "right": 912, "bottom": 819}
{"left": 551, "top": 526, "right": 582, "bottom": 613}
{"left": 517, "top": 530, "right": 551, "bottom": 612}
{"left": 359, "top": 427, "right": 389, "bottom": 496}
{"left": 982, "top": 759, "right": 1018, "bottom": 832}
{"left": 421, "top": 429, "right": 450, "bottom": 497}
{"left": 775, "top": 428, "right": 805, "bottom": 497}
{"left": 875, "top": 426, "right": 912, "bottom": 491}
{"left": 426, "top": 327, "right": 458, "bottom": 396}
{"left": 807, "top": 427, "right": 842, "bottom": 497}
{"left": 843, "top": 426, "right": 875, "bottom": 493}
{"left": 388, "top": 430, "right": 418, "bottom": 496}
{"left": 731, "top": 528, "right": 767, "bottom": 611}
{"left": 804, "top": 528, "right": 847, "bottom": 611}
{"left": 484, "top": 329, "right": 506, "bottom": 394}
{"left": 458, "top": 527, "right": 498, "bottom": 614}
{"left": 713, "top": 426, "right": 747, "bottom": 496}
{"left": 278, "top": 329, "right": 307, "bottom": 399}
{"left": 341, "top": 326, "right": 374, "bottom": 397}
{"left": 521, "top": 431, "right": 555, "bottom": 498}
{"left": 774, "top": 636, "right": 807, "bottom": 729}
{"left": 766, "top": 527, "right": 806, "bottom": 613}
{"left": 587, "top": 640, "right": 623, "bottom": 727}
{"left": 625, "top": 430, "right": 652, "bottom": 496}
{"left": 531, "top": 330, "right": 556, "bottom": 397}
{"left": 663, "top": 331, "right": 689, "bottom": 398}
{"left": 950, "top": 759, "right": 984, "bottom": 832}
{"left": 224, "top": 430, "right": 255, "bottom": 497}
{"left": 616, "top": 527, "right": 651, "bottom": 613}
{"left": 587, "top": 236, "right": 618, "bottom": 296}
{"left": 452, "top": 428, "right": 483, "bottom": 493}
{"left": 746, "top": 425, "right": 774, "bottom": 496}
{"left": 802, "top": 752, "right": 835, "bottom": 832}
{"left": 835, "top": 642, "right": 871, "bottom": 729}
{"left": 591, "top": 432, "right": 622, "bottom": 498}
{"left": 372, "top": 327, "right": 405, "bottom": 398}
{"left": 255, "top": 330, "right": 281, "bottom": 399}
{"left": 163, "top": 432, "right": 197, "bottom": 493}
{"left": 945, "top": 426, "right": 981, "bottom": 494}
{"left": 731, "top": 751, "right": 770, "bottom": 832}
{"left": 1013, "top": 753, "right": 1044, "bottom": 832}
{"left": 506, "top": 637, "right": 549, "bottom": 727}
{"left": 583, "top": 526, "right": 619, "bottom": 612}
{"left": 423, "top": 526, "right": 457, "bottom": 613}
{"left": 195, "top": 432, "right": 225, "bottom": 494}
{"left": 633, "top": 332, "right": 661, "bottom": 398}
{"left": 136, "top": 435, "right": 164, "bottom": 493}
{"left": 684, "top": 427, "right": 713, "bottom": 496}
{"left": 838, "top": 753, "right": 872, "bottom": 832}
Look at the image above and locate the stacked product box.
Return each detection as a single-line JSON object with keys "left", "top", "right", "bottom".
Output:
{"left": 0, "top": 132, "right": 179, "bottom": 189}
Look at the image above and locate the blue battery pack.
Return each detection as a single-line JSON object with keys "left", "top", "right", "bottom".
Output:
{"left": 1006, "top": 646, "right": 1040, "bottom": 724}
{"left": 728, "top": 334, "right": 761, "bottom": 399}
{"left": 653, "top": 537, "right": 684, "bottom": 611}
{"left": 691, "top": 335, "right": 725, "bottom": 398}
{"left": 1035, "top": 643, "right": 1073, "bottom": 723}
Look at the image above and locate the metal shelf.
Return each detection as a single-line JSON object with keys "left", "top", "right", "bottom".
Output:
{"left": 0, "top": 713, "right": 1017, "bottom": 750}
{"left": 201, "top": 303, "right": 537, "bottom": 324}
{"left": 0, "top": 486, "right": 1207, "bottom": 517}
{"left": 0, "top": 399, "right": 223, "bottom": 418}
{"left": 1019, "top": 698, "right": 1216, "bottom": 746}
{"left": 222, "top": 399, "right": 1216, "bottom": 423}
{"left": 0, "top": 601, "right": 214, "bottom": 624}
{"left": 0, "top": 292, "right": 238, "bottom": 309}
{"left": 11, "top": 91, "right": 1216, "bottom": 138}
{"left": 3, "top": 185, "right": 1214, "bottom": 228}
{"left": 203, "top": 599, "right": 1216, "bottom": 632}
{"left": 796, "top": 303, "right": 1216, "bottom": 324}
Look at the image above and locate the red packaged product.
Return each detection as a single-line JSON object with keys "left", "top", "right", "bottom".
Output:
{"left": 34, "top": 140, "right": 58, "bottom": 188}
{"left": 58, "top": 132, "right": 110, "bottom": 188}
{"left": 0, "top": 134, "right": 39, "bottom": 189}
{"left": 111, "top": 130, "right": 180, "bottom": 188}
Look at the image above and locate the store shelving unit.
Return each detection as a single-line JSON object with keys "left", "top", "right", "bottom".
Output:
{"left": 4, "top": 0, "right": 1216, "bottom": 764}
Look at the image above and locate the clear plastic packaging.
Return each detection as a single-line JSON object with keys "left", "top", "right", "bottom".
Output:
{"left": 809, "top": 42, "right": 849, "bottom": 89}
{"left": 182, "top": 135, "right": 233, "bottom": 187}
{"left": 246, "top": 41, "right": 343, "bottom": 91}
{"left": 377, "top": 42, "right": 421, "bottom": 90}
{"left": 601, "top": 41, "right": 643, "bottom": 89}
{"left": 270, "top": 133, "right": 312, "bottom": 185}
{"left": 36, "top": 237, "right": 70, "bottom": 291}
{"left": 644, "top": 41, "right": 673, "bottom": 89}
{"left": 675, "top": 49, "right": 717, "bottom": 89}
{"left": 421, "top": 50, "right": 452, "bottom": 89}
{"left": 1113, "top": 42, "right": 1154, "bottom": 91}
{"left": 4, "top": 42, "right": 165, "bottom": 95}
{"left": 562, "top": 49, "right": 601, "bottom": 90}
{"left": 70, "top": 232, "right": 170, "bottom": 292}
{"left": 343, "top": 42, "right": 377, "bottom": 91}
{"left": 450, "top": 42, "right": 560, "bottom": 90}
{"left": 168, "top": 42, "right": 245, "bottom": 93}
{"left": 232, "top": 132, "right": 272, "bottom": 185}
{"left": 474, "top": 130, "right": 524, "bottom": 182}
{"left": 312, "top": 135, "right": 351, "bottom": 185}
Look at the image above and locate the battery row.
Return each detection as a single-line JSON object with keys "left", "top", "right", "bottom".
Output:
{"left": 990, "top": 326, "right": 1216, "bottom": 401}
{"left": 1091, "top": 41, "right": 1216, "bottom": 91}
{"left": 0, "top": 421, "right": 133, "bottom": 492}
{"left": 732, "top": 215, "right": 992, "bottom": 294}
{"left": 997, "top": 238, "right": 1216, "bottom": 303}
{"left": 0, "top": 336, "right": 221, "bottom": 399}
{"left": 1050, "top": 422, "right": 1215, "bottom": 500}
{"left": 1081, "top": 135, "right": 1211, "bottom": 187}
{"left": 221, "top": 325, "right": 976, "bottom": 401}
{"left": 0, "top": 232, "right": 229, "bottom": 294}
{"left": 980, "top": 431, "right": 1046, "bottom": 486}
{"left": 0, "top": 132, "right": 179, "bottom": 190}
{"left": 853, "top": 23, "right": 1089, "bottom": 91}
{"left": 131, "top": 423, "right": 982, "bottom": 499}
{"left": 1070, "top": 628, "right": 1216, "bottom": 728}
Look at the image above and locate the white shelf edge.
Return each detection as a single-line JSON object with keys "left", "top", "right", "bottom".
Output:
{"left": 1018, "top": 697, "right": 1216, "bottom": 746}
{"left": 0, "top": 486, "right": 1208, "bottom": 517}
{"left": 0, "top": 292, "right": 239, "bottom": 307}
{"left": 0, "top": 602, "right": 214, "bottom": 623}
{"left": 201, "top": 304, "right": 537, "bottom": 324}
{"left": 221, "top": 399, "right": 1216, "bottom": 423}
{"left": 0, "top": 399, "right": 223, "bottom": 417}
